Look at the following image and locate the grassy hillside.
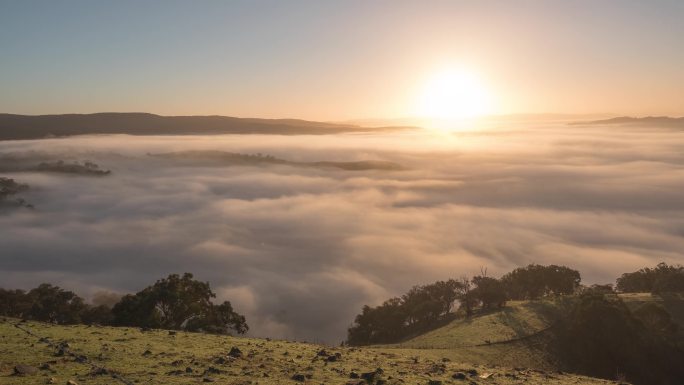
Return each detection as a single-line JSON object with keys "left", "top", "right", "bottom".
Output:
{"left": 390, "top": 299, "right": 570, "bottom": 350}
{"left": 0, "top": 317, "right": 622, "bottom": 385}
{"left": 619, "top": 292, "right": 684, "bottom": 344}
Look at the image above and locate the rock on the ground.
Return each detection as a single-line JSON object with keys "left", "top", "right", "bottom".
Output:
{"left": 13, "top": 364, "right": 39, "bottom": 375}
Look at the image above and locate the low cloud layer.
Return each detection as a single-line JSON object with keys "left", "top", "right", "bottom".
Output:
{"left": 1, "top": 123, "right": 683, "bottom": 343}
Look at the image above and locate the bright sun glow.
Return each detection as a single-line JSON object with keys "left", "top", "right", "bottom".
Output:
{"left": 416, "top": 69, "right": 493, "bottom": 122}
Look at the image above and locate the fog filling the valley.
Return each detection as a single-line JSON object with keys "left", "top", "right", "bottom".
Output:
{"left": 1, "top": 122, "right": 684, "bottom": 343}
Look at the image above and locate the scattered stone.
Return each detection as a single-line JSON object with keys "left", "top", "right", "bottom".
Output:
{"left": 228, "top": 347, "right": 243, "bottom": 358}
{"left": 47, "top": 378, "right": 57, "bottom": 384}
{"left": 317, "top": 349, "right": 329, "bottom": 356}
{"left": 361, "top": 368, "right": 384, "bottom": 382}
{"left": 168, "top": 331, "right": 176, "bottom": 336}
{"left": 350, "top": 371, "right": 360, "bottom": 379}
{"left": 74, "top": 355, "right": 87, "bottom": 363}
{"left": 292, "top": 373, "right": 307, "bottom": 382}
{"left": 202, "top": 377, "right": 215, "bottom": 383}
{"left": 327, "top": 352, "right": 342, "bottom": 362}
{"left": 346, "top": 381, "right": 365, "bottom": 385}
{"left": 39, "top": 363, "right": 52, "bottom": 371}
{"left": 204, "top": 367, "right": 221, "bottom": 375}
{"left": 142, "top": 349, "right": 152, "bottom": 356}
{"left": 428, "top": 381, "right": 442, "bottom": 385}
{"left": 452, "top": 372, "right": 467, "bottom": 380}
{"left": 91, "top": 367, "right": 109, "bottom": 376}
{"left": 479, "top": 372, "right": 493, "bottom": 379}
{"left": 67, "top": 380, "right": 78, "bottom": 385}
{"left": 13, "top": 364, "right": 39, "bottom": 375}
{"left": 185, "top": 367, "right": 193, "bottom": 373}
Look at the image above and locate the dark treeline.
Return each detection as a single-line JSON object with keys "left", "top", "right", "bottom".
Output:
{"left": 617, "top": 262, "right": 684, "bottom": 293}
{"left": 347, "top": 262, "right": 684, "bottom": 385}
{"left": 0, "top": 273, "right": 248, "bottom": 335}
{"left": 553, "top": 290, "right": 684, "bottom": 385}
{"left": 347, "top": 264, "right": 580, "bottom": 345}
{"left": 347, "top": 263, "right": 684, "bottom": 346}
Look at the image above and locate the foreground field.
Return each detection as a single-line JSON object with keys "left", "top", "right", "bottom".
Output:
{"left": 0, "top": 317, "right": 626, "bottom": 385}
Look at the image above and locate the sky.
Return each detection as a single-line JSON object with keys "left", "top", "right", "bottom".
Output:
{"left": 1, "top": 0, "right": 684, "bottom": 120}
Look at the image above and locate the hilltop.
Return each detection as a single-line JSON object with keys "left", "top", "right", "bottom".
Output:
{"left": 569, "top": 116, "right": 684, "bottom": 128}
{"left": 0, "top": 113, "right": 413, "bottom": 141}
{"left": 0, "top": 317, "right": 625, "bottom": 385}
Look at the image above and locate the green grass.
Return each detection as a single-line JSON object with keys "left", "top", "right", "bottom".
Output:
{"left": 389, "top": 299, "right": 569, "bottom": 350}
{"left": 0, "top": 317, "right": 623, "bottom": 385}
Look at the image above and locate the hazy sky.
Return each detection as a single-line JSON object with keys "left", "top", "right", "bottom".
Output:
{"left": 1, "top": 0, "right": 683, "bottom": 119}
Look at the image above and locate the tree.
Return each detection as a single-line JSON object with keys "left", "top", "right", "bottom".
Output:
{"left": 616, "top": 262, "right": 684, "bottom": 293}
{"left": 111, "top": 273, "right": 247, "bottom": 334}
{"left": 25, "top": 284, "right": 86, "bottom": 324}
{"left": 347, "top": 297, "right": 406, "bottom": 345}
{"left": 187, "top": 300, "right": 248, "bottom": 334}
{"left": 80, "top": 304, "right": 114, "bottom": 325}
{"left": 471, "top": 276, "right": 506, "bottom": 309}
{"left": 455, "top": 276, "right": 476, "bottom": 317}
{"left": 401, "top": 280, "right": 460, "bottom": 328}
{"left": 554, "top": 292, "right": 684, "bottom": 385}
{"left": 501, "top": 264, "right": 580, "bottom": 300}
{"left": 347, "top": 279, "right": 464, "bottom": 345}
{"left": 545, "top": 265, "right": 581, "bottom": 296}
{"left": 0, "top": 289, "right": 31, "bottom": 318}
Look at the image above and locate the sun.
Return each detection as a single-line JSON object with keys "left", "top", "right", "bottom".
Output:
{"left": 416, "top": 68, "right": 493, "bottom": 122}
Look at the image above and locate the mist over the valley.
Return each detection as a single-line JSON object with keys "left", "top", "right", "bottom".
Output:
{"left": 1, "top": 121, "right": 683, "bottom": 343}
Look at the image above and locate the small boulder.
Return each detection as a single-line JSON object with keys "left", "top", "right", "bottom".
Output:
{"left": 452, "top": 372, "right": 466, "bottom": 380}
{"left": 228, "top": 347, "right": 243, "bottom": 358}
{"left": 204, "top": 367, "right": 221, "bottom": 375}
{"left": 291, "top": 373, "right": 306, "bottom": 382}
{"left": 67, "top": 380, "right": 79, "bottom": 385}
{"left": 13, "top": 364, "right": 39, "bottom": 375}
{"left": 346, "top": 381, "right": 365, "bottom": 385}
{"left": 361, "top": 368, "right": 383, "bottom": 382}
{"left": 90, "top": 367, "right": 109, "bottom": 376}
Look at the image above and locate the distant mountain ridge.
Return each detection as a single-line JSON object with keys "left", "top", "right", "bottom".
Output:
{"left": 570, "top": 115, "right": 684, "bottom": 127}
{"left": 0, "top": 113, "right": 412, "bottom": 140}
